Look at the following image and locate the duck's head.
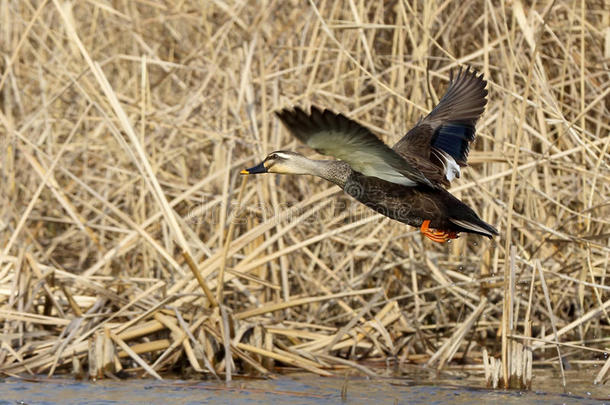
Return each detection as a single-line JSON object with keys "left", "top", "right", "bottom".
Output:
{"left": 240, "top": 151, "right": 314, "bottom": 175}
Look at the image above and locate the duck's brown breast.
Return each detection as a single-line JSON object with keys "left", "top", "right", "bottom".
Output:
{"left": 343, "top": 172, "right": 447, "bottom": 228}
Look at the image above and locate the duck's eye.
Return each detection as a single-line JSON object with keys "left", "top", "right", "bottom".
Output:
{"left": 268, "top": 153, "right": 278, "bottom": 160}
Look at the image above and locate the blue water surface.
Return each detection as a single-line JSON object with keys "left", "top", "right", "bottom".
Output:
{"left": 0, "top": 373, "right": 608, "bottom": 405}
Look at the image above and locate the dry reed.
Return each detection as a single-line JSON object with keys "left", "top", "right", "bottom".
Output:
{"left": 0, "top": 0, "right": 608, "bottom": 390}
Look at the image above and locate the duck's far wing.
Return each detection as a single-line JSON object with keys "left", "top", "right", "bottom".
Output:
{"left": 393, "top": 67, "right": 488, "bottom": 166}
{"left": 275, "top": 106, "right": 434, "bottom": 187}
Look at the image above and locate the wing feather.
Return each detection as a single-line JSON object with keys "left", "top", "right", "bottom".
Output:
{"left": 275, "top": 106, "right": 434, "bottom": 187}
{"left": 394, "top": 67, "right": 488, "bottom": 168}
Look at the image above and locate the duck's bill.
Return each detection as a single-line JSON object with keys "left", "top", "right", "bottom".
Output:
{"left": 240, "top": 162, "right": 267, "bottom": 174}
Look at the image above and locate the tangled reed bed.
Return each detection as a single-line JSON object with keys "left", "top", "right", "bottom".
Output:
{"left": 0, "top": 0, "right": 608, "bottom": 389}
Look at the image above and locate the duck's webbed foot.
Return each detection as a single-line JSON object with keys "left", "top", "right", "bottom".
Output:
{"left": 420, "top": 220, "right": 459, "bottom": 243}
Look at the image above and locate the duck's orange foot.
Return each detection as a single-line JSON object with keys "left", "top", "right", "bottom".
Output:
{"left": 420, "top": 220, "right": 459, "bottom": 243}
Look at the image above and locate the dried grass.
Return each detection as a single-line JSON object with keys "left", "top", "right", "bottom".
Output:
{"left": 0, "top": 0, "right": 609, "bottom": 389}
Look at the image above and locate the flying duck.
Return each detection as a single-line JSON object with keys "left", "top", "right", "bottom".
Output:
{"left": 241, "top": 67, "right": 498, "bottom": 242}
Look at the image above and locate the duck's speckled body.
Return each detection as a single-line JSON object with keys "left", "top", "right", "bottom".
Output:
{"left": 344, "top": 171, "right": 489, "bottom": 234}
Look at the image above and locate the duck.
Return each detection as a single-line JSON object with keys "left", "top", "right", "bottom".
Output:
{"left": 241, "top": 67, "right": 498, "bottom": 242}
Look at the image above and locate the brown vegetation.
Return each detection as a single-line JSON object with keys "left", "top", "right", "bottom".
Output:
{"left": 0, "top": 0, "right": 608, "bottom": 390}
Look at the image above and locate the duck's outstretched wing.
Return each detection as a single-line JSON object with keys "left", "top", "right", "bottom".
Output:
{"left": 275, "top": 106, "right": 434, "bottom": 187}
{"left": 393, "top": 67, "right": 488, "bottom": 186}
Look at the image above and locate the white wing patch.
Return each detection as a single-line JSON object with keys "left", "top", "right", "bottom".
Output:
{"left": 433, "top": 149, "right": 461, "bottom": 182}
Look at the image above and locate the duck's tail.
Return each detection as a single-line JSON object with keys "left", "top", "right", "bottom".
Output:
{"left": 449, "top": 217, "right": 499, "bottom": 239}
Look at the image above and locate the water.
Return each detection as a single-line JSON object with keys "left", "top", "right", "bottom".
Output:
{"left": 0, "top": 372, "right": 608, "bottom": 404}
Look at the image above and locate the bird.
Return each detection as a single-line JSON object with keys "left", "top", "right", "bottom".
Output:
{"left": 241, "top": 67, "right": 498, "bottom": 243}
